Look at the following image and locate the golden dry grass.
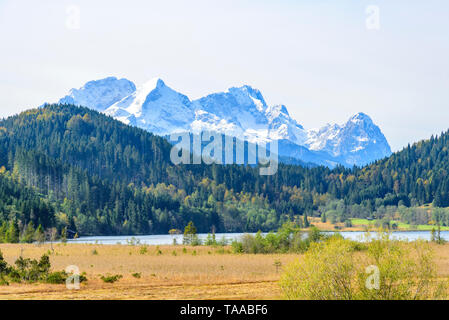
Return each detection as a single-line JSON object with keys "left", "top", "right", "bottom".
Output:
{"left": 2, "top": 241, "right": 449, "bottom": 300}
{"left": 0, "top": 243, "right": 298, "bottom": 300}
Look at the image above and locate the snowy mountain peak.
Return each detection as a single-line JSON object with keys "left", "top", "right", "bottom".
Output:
{"left": 49, "top": 77, "right": 392, "bottom": 167}
{"left": 349, "top": 112, "right": 373, "bottom": 124}
{"left": 140, "top": 77, "right": 166, "bottom": 91}
{"left": 190, "top": 84, "right": 272, "bottom": 142}
{"left": 114, "top": 77, "right": 172, "bottom": 117}
{"left": 56, "top": 77, "right": 136, "bottom": 112}
{"left": 265, "top": 104, "right": 307, "bottom": 145}
{"left": 306, "top": 113, "right": 391, "bottom": 166}
{"left": 227, "top": 85, "right": 268, "bottom": 113}
{"left": 266, "top": 104, "right": 289, "bottom": 119}
{"left": 104, "top": 78, "right": 193, "bottom": 135}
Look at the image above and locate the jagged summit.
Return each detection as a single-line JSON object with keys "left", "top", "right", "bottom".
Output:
{"left": 266, "top": 105, "right": 290, "bottom": 119}
{"left": 104, "top": 77, "right": 194, "bottom": 135}
{"left": 306, "top": 113, "right": 391, "bottom": 166}
{"left": 48, "top": 76, "right": 392, "bottom": 167}
{"left": 56, "top": 77, "right": 136, "bottom": 112}
{"left": 349, "top": 112, "right": 373, "bottom": 124}
{"left": 227, "top": 85, "right": 268, "bottom": 113}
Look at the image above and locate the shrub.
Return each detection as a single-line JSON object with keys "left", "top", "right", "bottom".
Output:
{"left": 183, "top": 221, "right": 198, "bottom": 245}
{"left": 0, "top": 251, "right": 9, "bottom": 274}
{"left": 241, "top": 232, "right": 265, "bottom": 254}
{"left": 231, "top": 240, "right": 243, "bottom": 254}
{"left": 45, "top": 270, "right": 88, "bottom": 285}
{"left": 45, "top": 271, "right": 68, "bottom": 284}
{"left": 139, "top": 246, "right": 148, "bottom": 255}
{"left": 233, "top": 223, "right": 325, "bottom": 254}
{"left": 280, "top": 237, "right": 357, "bottom": 300}
{"left": 0, "top": 276, "right": 9, "bottom": 286}
{"left": 280, "top": 232, "right": 448, "bottom": 300}
{"left": 100, "top": 274, "right": 123, "bottom": 283}
{"left": 0, "top": 250, "right": 87, "bottom": 285}
{"left": 205, "top": 233, "right": 217, "bottom": 246}
{"left": 191, "top": 237, "right": 202, "bottom": 246}
{"left": 13, "top": 255, "right": 51, "bottom": 282}
{"left": 357, "top": 233, "right": 447, "bottom": 300}
{"left": 131, "top": 272, "right": 141, "bottom": 279}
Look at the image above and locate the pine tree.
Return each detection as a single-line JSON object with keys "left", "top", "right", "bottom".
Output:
{"left": 321, "top": 212, "right": 327, "bottom": 223}
{"left": 0, "top": 222, "right": 7, "bottom": 243}
{"left": 183, "top": 221, "right": 197, "bottom": 245}
{"left": 34, "top": 224, "right": 45, "bottom": 244}
{"left": 21, "top": 221, "right": 35, "bottom": 243}
{"left": 6, "top": 220, "right": 19, "bottom": 243}
{"left": 0, "top": 250, "right": 7, "bottom": 274}
{"left": 304, "top": 213, "right": 310, "bottom": 228}
{"left": 433, "top": 191, "right": 443, "bottom": 208}
{"left": 61, "top": 227, "right": 67, "bottom": 243}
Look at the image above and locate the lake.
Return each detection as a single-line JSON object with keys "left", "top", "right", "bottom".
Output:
{"left": 66, "top": 230, "right": 448, "bottom": 245}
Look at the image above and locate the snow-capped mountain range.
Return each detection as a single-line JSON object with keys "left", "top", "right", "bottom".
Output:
{"left": 47, "top": 76, "right": 392, "bottom": 167}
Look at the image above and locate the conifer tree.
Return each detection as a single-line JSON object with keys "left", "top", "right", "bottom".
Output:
{"left": 321, "top": 212, "right": 327, "bottom": 223}
{"left": 304, "top": 213, "right": 310, "bottom": 228}
{"left": 21, "top": 221, "right": 35, "bottom": 243}
{"left": 6, "top": 220, "right": 19, "bottom": 243}
{"left": 183, "top": 221, "right": 197, "bottom": 245}
{"left": 0, "top": 222, "right": 7, "bottom": 243}
{"left": 61, "top": 227, "right": 67, "bottom": 243}
{"left": 34, "top": 224, "right": 45, "bottom": 244}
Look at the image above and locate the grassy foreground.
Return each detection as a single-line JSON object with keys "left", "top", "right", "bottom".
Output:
{"left": 2, "top": 241, "right": 449, "bottom": 300}
{"left": 0, "top": 243, "right": 298, "bottom": 300}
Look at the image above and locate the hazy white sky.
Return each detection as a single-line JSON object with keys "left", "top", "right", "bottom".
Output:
{"left": 0, "top": 0, "right": 448, "bottom": 151}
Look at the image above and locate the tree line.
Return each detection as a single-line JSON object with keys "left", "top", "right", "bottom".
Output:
{"left": 0, "top": 104, "right": 449, "bottom": 239}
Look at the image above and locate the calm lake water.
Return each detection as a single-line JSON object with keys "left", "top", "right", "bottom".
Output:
{"left": 66, "top": 230, "right": 449, "bottom": 245}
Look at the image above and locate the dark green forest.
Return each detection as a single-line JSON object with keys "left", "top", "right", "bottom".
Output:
{"left": 1, "top": 104, "right": 449, "bottom": 241}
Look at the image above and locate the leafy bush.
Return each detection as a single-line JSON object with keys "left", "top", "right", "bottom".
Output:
{"left": 280, "top": 236, "right": 357, "bottom": 299}
{"left": 205, "top": 233, "right": 217, "bottom": 246}
{"left": 190, "top": 237, "right": 202, "bottom": 246}
{"left": 100, "top": 274, "right": 123, "bottom": 283}
{"left": 0, "top": 276, "right": 8, "bottom": 286}
{"left": 139, "top": 246, "right": 148, "bottom": 255}
{"left": 280, "top": 232, "right": 448, "bottom": 300}
{"left": 183, "top": 221, "right": 198, "bottom": 245}
{"left": 45, "top": 271, "right": 68, "bottom": 284}
{"left": 232, "top": 223, "right": 327, "bottom": 254}
{"left": 11, "top": 255, "right": 51, "bottom": 282}
{"left": 0, "top": 250, "right": 87, "bottom": 285}
{"left": 231, "top": 241, "right": 243, "bottom": 254}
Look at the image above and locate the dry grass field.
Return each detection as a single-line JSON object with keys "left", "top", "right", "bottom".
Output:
{"left": 0, "top": 243, "right": 298, "bottom": 300}
{"left": 2, "top": 241, "right": 449, "bottom": 300}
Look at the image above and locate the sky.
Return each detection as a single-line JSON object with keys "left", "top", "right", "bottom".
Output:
{"left": 0, "top": 0, "right": 448, "bottom": 151}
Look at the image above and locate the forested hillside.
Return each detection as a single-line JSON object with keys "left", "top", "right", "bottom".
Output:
{"left": 0, "top": 104, "right": 448, "bottom": 240}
